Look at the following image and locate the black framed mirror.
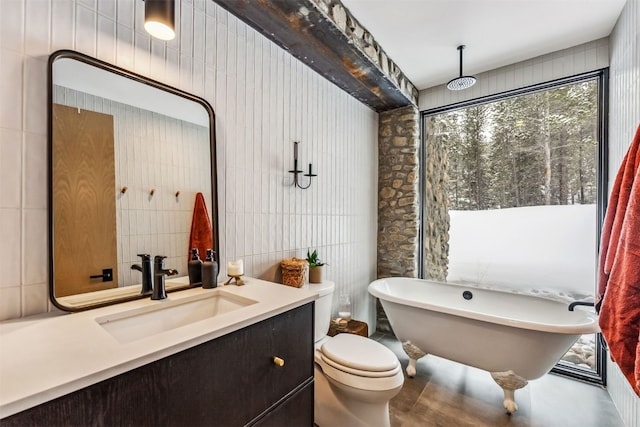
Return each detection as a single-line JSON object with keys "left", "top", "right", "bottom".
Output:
{"left": 48, "top": 50, "right": 219, "bottom": 312}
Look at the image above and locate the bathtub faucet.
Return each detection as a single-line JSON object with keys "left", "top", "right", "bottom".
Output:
{"left": 568, "top": 301, "right": 595, "bottom": 311}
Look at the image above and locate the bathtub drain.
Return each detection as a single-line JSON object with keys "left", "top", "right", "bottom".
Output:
{"left": 462, "top": 290, "right": 473, "bottom": 300}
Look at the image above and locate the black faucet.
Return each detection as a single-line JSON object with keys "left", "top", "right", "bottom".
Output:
{"left": 152, "top": 255, "right": 179, "bottom": 300}
{"left": 568, "top": 301, "right": 595, "bottom": 311}
{"left": 131, "top": 254, "right": 153, "bottom": 295}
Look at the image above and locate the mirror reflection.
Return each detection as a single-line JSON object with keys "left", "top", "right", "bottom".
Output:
{"left": 49, "top": 50, "right": 218, "bottom": 311}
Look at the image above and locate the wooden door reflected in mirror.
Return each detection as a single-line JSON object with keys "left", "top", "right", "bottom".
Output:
{"left": 53, "top": 105, "right": 118, "bottom": 297}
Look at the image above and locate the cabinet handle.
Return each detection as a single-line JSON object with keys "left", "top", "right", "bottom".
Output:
{"left": 273, "top": 356, "right": 285, "bottom": 367}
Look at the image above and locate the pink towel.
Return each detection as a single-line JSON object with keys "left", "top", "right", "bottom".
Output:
{"left": 597, "top": 124, "right": 640, "bottom": 396}
{"left": 188, "top": 192, "right": 213, "bottom": 262}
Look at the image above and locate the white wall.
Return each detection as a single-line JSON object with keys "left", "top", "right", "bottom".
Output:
{"left": 607, "top": 0, "right": 640, "bottom": 424}
{"left": 0, "top": 0, "right": 379, "bottom": 328}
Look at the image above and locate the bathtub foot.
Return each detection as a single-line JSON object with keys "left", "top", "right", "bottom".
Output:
{"left": 402, "top": 341, "right": 427, "bottom": 378}
{"left": 490, "top": 370, "right": 528, "bottom": 414}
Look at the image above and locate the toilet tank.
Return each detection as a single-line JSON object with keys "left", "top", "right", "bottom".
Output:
{"left": 306, "top": 281, "right": 335, "bottom": 343}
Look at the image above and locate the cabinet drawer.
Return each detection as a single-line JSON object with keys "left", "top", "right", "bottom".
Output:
{"left": 251, "top": 379, "right": 314, "bottom": 427}
{"left": 207, "top": 302, "right": 315, "bottom": 422}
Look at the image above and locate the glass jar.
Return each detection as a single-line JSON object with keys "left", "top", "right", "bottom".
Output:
{"left": 338, "top": 294, "right": 352, "bottom": 322}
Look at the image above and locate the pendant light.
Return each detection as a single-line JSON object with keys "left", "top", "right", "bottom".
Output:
{"left": 447, "top": 45, "right": 476, "bottom": 90}
{"left": 144, "top": 0, "right": 176, "bottom": 41}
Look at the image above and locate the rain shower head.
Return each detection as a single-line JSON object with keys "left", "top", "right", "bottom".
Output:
{"left": 447, "top": 45, "right": 476, "bottom": 90}
{"left": 447, "top": 75, "right": 476, "bottom": 90}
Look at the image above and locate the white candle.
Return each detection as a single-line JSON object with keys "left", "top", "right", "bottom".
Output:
{"left": 227, "top": 260, "right": 243, "bottom": 276}
{"left": 338, "top": 311, "right": 352, "bottom": 321}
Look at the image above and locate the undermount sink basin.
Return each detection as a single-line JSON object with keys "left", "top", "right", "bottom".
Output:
{"left": 96, "top": 290, "right": 257, "bottom": 344}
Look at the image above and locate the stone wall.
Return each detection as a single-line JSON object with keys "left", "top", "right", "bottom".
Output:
{"left": 422, "top": 116, "right": 449, "bottom": 282}
{"left": 376, "top": 105, "right": 420, "bottom": 331}
{"left": 375, "top": 109, "right": 451, "bottom": 332}
{"left": 377, "top": 105, "right": 420, "bottom": 278}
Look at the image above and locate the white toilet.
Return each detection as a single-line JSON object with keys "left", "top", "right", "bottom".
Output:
{"left": 307, "top": 281, "right": 404, "bottom": 427}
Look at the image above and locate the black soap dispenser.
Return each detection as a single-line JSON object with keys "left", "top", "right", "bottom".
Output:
{"left": 188, "top": 248, "right": 203, "bottom": 286}
{"left": 202, "top": 249, "right": 219, "bottom": 289}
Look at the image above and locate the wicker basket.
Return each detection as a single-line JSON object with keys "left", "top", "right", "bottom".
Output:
{"left": 280, "top": 258, "right": 308, "bottom": 287}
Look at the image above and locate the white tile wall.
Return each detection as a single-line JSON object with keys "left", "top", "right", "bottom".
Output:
{"left": 607, "top": 0, "right": 640, "bottom": 423}
{"left": 0, "top": 0, "right": 379, "bottom": 328}
{"left": 0, "top": 129, "right": 22, "bottom": 208}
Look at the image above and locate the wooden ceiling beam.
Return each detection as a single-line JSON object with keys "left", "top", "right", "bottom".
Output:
{"left": 213, "top": 0, "right": 418, "bottom": 112}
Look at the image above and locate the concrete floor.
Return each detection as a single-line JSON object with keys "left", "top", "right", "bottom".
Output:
{"left": 371, "top": 332, "right": 625, "bottom": 427}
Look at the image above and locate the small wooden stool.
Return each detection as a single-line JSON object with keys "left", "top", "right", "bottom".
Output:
{"left": 328, "top": 320, "right": 368, "bottom": 338}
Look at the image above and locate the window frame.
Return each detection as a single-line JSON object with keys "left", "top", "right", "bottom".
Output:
{"left": 419, "top": 68, "right": 609, "bottom": 385}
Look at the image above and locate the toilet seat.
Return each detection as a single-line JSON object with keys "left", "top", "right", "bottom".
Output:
{"left": 319, "top": 353, "right": 401, "bottom": 378}
{"left": 316, "top": 353, "right": 404, "bottom": 391}
{"left": 321, "top": 334, "right": 399, "bottom": 372}
{"left": 315, "top": 334, "right": 404, "bottom": 391}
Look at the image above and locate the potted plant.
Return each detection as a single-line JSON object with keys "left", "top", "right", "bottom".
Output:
{"left": 306, "top": 249, "right": 327, "bottom": 283}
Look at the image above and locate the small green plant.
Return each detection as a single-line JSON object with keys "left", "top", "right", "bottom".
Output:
{"left": 306, "top": 249, "right": 327, "bottom": 268}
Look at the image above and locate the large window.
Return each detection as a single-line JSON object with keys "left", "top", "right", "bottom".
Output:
{"left": 421, "top": 71, "right": 607, "bottom": 383}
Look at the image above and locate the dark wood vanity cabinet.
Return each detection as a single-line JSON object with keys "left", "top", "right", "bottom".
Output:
{"left": 2, "top": 303, "right": 314, "bottom": 427}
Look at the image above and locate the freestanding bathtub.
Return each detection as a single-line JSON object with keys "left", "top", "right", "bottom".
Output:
{"left": 368, "top": 277, "right": 599, "bottom": 413}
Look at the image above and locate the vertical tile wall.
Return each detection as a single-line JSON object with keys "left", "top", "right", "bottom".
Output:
{"left": 53, "top": 86, "right": 212, "bottom": 287}
{"left": 0, "top": 0, "right": 379, "bottom": 327}
{"left": 607, "top": 0, "right": 640, "bottom": 423}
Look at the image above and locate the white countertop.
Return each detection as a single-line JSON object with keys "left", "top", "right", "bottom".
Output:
{"left": 0, "top": 278, "right": 317, "bottom": 418}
